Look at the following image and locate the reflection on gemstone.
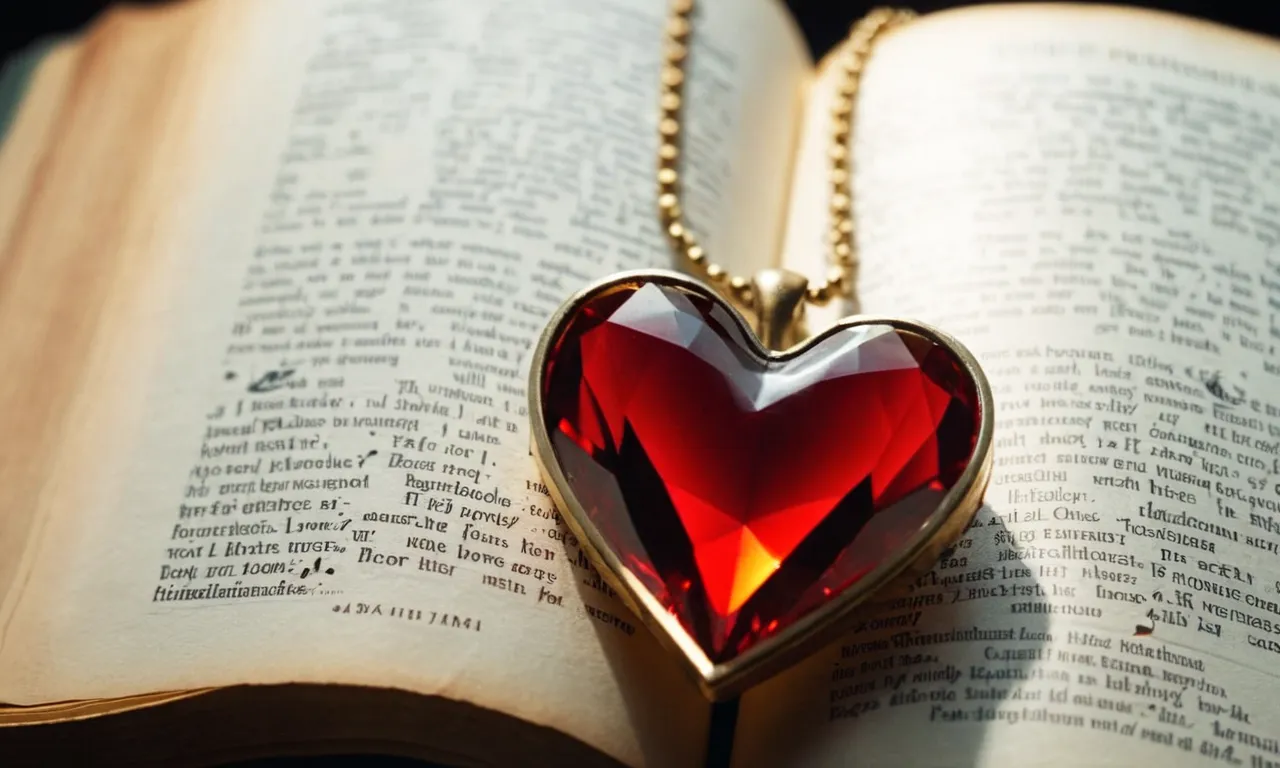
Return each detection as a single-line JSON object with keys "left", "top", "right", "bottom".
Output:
{"left": 542, "top": 281, "right": 980, "bottom": 663}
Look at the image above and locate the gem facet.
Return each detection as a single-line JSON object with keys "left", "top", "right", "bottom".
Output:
{"left": 540, "top": 280, "right": 980, "bottom": 665}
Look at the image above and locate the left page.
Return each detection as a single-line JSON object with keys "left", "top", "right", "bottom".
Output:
{"left": 0, "top": 37, "right": 82, "bottom": 610}
{"left": 0, "top": 0, "right": 810, "bottom": 765}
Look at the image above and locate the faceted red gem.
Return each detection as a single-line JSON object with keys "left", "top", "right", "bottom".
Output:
{"left": 541, "top": 281, "right": 980, "bottom": 663}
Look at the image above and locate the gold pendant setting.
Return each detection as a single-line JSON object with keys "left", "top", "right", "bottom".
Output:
{"left": 529, "top": 270, "right": 994, "bottom": 699}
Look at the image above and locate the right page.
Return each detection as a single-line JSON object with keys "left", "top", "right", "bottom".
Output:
{"left": 743, "top": 5, "right": 1280, "bottom": 766}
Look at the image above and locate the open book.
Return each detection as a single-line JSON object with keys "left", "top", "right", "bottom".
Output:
{"left": 3, "top": 0, "right": 1280, "bottom": 764}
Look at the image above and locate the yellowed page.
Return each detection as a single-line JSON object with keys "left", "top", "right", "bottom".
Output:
{"left": 0, "top": 1, "right": 215, "bottom": 653}
{"left": 0, "top": 38, "right": 82, "bottom": 617}
{"left": 746, "top": 5, "right": 1280, "bottom": 766}
{"left": 0, "top": 41, "right": 81, "bottom": 266}
{"left": 0, "top": 0, "right": 809, "bottom": 765}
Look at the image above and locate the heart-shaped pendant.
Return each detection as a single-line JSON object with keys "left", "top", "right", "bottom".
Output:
{"left": 529, "top": 271, "right": 993, "bottom": 699}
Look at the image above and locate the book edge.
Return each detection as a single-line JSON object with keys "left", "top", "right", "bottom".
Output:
{"left": 814, "top": 2, "right": 1280, "bottom": 75}
{"left": 0, "top": 689, "right": 210, "bottom": 727}
{"left": 0, "top": 40, "right": 55, "bottom": 147}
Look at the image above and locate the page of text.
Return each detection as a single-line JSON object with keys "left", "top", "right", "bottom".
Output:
{"left": 0, "top": 1, "right": 808, "bottom": 765}
{"left": 749, "top": 6, "right": 1280, "bottom": 766}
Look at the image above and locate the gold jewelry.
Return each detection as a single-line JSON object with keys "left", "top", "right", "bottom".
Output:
{"left": 657, "top": 4, "right": 915, "bottom": 319}
{"left": 526, "top": 4, "right": 993, "bottom": 699}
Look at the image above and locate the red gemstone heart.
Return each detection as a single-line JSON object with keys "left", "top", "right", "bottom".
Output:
{"left": 538, "top": 278, "right": 981, "bottom": 669}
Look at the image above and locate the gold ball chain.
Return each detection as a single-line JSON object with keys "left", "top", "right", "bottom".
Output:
{"left": 656, "top": 1, "right": 915, "bottom": 307}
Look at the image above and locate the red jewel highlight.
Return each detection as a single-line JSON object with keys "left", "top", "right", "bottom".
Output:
{"left": 542, "top": 281, "right": 979, "bottom": 663}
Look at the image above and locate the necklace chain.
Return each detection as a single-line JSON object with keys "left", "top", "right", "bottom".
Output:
{"left": 656, "top": 2, "right": 914, "bottom": 308}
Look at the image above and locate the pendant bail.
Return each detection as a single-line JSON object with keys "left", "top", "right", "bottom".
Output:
{"left": 748, "top": 269, "right": 809, "bottom": 351}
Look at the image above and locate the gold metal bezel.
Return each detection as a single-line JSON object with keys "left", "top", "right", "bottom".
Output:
{"left": 528, "top": 269, "right": 994, "bottom": 701}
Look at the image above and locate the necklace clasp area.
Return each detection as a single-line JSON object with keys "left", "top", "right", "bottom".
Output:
{"left": 747, "top": 268, "right": 810, "bottom": 351}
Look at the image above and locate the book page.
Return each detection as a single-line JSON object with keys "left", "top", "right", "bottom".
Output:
{"left": 0, "top": 0, "right": 809, "bottom": 765}
{"left": 0, "top": 40, "right": 80, "bottom": 266}
{"left": 0, "top": 39, "right": 81, "bottom": 607}
{"left": 0, "top": 1, "right": 215, "bottom": 653}
{"left": 744, "top": 5, "right": 1280, "bottom": 766}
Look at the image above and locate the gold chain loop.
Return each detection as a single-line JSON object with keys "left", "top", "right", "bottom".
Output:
{"left": 656, "top": 2, "right": 915, "bottom": 307}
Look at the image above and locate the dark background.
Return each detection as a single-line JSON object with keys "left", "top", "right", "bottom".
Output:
{"left": 4, "top": 0, "right": 1280, "bottom": 62}
{"left": 2, "top": 0, "right": 1278, "bottom": 766}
